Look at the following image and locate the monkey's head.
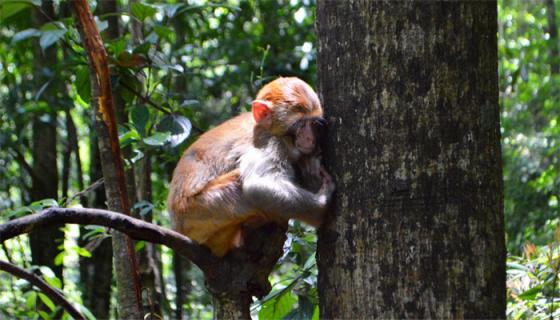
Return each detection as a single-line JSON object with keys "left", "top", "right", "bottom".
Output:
{"left": 252, "top": 77, "right": 325, "bottom": 155}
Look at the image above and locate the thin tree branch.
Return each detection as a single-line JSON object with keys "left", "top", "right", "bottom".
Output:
{"left": 0, "top": 260, "right": 85, "bottom": 320}
{"left": 9, "top": 147, "right": 41, "bottom": 187}
{"left": 0, "top": 207, "right": 218, "bottom": 270}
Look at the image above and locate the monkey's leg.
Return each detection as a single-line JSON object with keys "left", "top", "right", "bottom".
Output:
{"left": 181, "top": 170, "right": 260, "bottom": 256}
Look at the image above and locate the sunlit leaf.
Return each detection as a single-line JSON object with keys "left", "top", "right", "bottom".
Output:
{"left": 54, "top": 252, "right": 64, "bottom": 266}
{"left": 73, "top": 246, "right": 92, "bottom": 258}
{"left": 25, "top": 291, "right": 37, "bottom": 310}
{"left": 258, "top": 290, "right": 296, "bottom": 320}
{"left": 143, "top": 132, "right": 171, "bottom": 146}
{"left": 38, "top": 293, "right": 56, "bottom": 312}
{"left": 39, "top": 29, "right": 66, "bottom": 50}
{"left": 156, "top": 115, "right": 192, "bottom": 147}
{"left": 11, "top": 28, "right": 41, "bottom": 43}
{"left": 131, "top": 3, "right": 157, "bottom": 21}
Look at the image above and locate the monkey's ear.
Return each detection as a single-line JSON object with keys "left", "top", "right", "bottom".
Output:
{"left": 252, "top": 100, "right": 272, "bottom": 129}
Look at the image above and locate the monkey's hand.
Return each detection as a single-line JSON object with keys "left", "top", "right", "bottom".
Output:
{"left": 318, "top": 166, "right": 335, "bottom": 202}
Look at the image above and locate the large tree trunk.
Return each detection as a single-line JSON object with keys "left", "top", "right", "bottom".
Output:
{"left": 30, "top": 0, "right": 63, "bottom": 283}
{"left": 316, "top": 2, "right": 505, "bottom": 318}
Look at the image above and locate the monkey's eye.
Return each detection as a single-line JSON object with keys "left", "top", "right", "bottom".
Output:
{"left": 293, "top": 105, "right": 308, "bottom": 113}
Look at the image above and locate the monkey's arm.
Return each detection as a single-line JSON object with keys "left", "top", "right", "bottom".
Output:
{"left": 242, "top": 173, "right": 333, "bottom": 227}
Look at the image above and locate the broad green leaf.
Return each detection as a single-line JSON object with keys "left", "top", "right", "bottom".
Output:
{"left": 162, "top": 4, "right": 183, "bottom": 17}
{"left": 135, "top": 241, "right": 145, "bottom": 252}
{"left": 143, "top": 132, "right": 171, "bottom": 146}
{"left": 94, "top": 16, "right": 108, "bottom": 33}
{"left": 54, "top": 252, "right": 65, "bottom": 266}
{"left": 518, "top": 285, "right": 543, "bottom": 301}
{"left": 283, "top": 295, "right": 315, "bottom": 320}
{"left": 131, "top": 3, "right": 157, "bottom": 21}
{"left": 29, "top": 199, "right": 58, "bottom": 211}
{"left": 75, "top": 66, "right": 91, "bottom": 103}
{"left": 11, "top": 28, "right": 41, "bottom": 43}
{"left": 38, "top": 310, "right": 50, "bottom": 320}
{"left": 119, "top": 129, "right": 141, "bottom": 146}
{"left": 258, "top": 291, "right": 297, "bottom": 320}
{"left": 0, "top": 1, "right": 37, "bottom": 20}
{"left": 25, "top": 292, "right": 37, "bottom": 310}
{"left": 44, "top": 275, "right": 62, "bottom": 289}
{"left": 73, "top": 246, "right": 92, "bottom": 258}
{"left": 38, "top": 293, "right": 56, "bottom": 312}
{"left": 130, "top": 105, "right": 150, "bottom": 135}
{"left": 39, "top": 29, "right": 66, "bottom": 50}
{"left": 180, "top": 99, "right": 200, "bottom": 108}
{"left": 156, "top": 115, "right": 192, "bottom": 147}
{"left": 82, "top": 226, "right": 107, "bottom": 241}
{"left": 79, "top": 305, "right": 97, "bottom": 320}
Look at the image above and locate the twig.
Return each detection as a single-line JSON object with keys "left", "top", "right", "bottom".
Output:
{"left": 0, "top": 207, "right": 218, "bottom": 270}
{"left": 0, "top": 260, "right": 85, "bottom": 320}
{"left": 8, "top": 147, "right": 42, "bottom": 187}
{"left": 63, "top": 178, "right": 104, "bottom": 207}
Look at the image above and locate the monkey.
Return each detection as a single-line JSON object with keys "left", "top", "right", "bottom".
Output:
{"left": 167, "top": 77, "right": 335, "bottom": 257}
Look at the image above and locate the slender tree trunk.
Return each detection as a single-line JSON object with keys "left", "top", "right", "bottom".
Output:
{"left": 316, "top": 1, "right": 505, "bottom": 318}
{"left": 546, "top": 0, "right": 559, "bottom": 75}
{"left": 29, "top": 0, "right": 63, "bottom": 283}
{"left": 79, "top": 134, "right": 113, "bottom": 319}
{"left": 171, "top": 16, "right": 191, "bottom": 318}
{"left": 72, "top": 1, "right": 143, "bottom": 318}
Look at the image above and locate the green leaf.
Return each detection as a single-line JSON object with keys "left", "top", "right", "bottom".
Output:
{"left": 135, "top": 241, "right": 145, "bottom": 252}
{"left": 44, "top": 275, "right": 62, "bottom": 290}
{"left": 156, "top": 115, "right": 192, "bottom": 147}
{"left": 119, "top": 129, "right": 141, "bottom": 146}
{"left": 82, "top": 226, "right": 107, "bottom": 241}
{"left": 29, "top": 199, "right": 59, "bottom": 212}
{"left": 518, "top": 285, "right": 543, "bottom": 301}
{"left": 130, "top": 105, "right": 150, "bottom": 136}
{"left": 259, "top": 291, "right": 297, "bottom": 320}
{"left": 11, "top": 28, "right": 41, "bottom": 43}
{"left": 38, "top": 310, "right": 50, "bottom": 320}
{"left": 73, "top": 246, "right": 92, "bottom": 258}
{"left": 283, "top": 295, "right": 315, "bottom": 320}
{"left": 54, "top": 252, "right": 65, "bottom": 266}
{"left": 154, "top": 25, "right": 174, "bottom": 41}
{"left": 79, "top": 305, "right": 97, "bottom": 320}
{"left": 25, "top": 292, "right": 37, "bottom": 310}
{"left": 180, "top": 99, "right": 200, "bottom": 108}
{"left": 38, "top": 293, "right": 56, "bottom": 312}
{"left": 75, "top": 66, "right": 91, "bottom": 103}
{"left": 39, "top": 29, "right": 66, "bottom": 50}
{"left": 131, "top": 3, "right": 157, "bottom": 21}
{"left": 0, "top": 1, "right": 36, "bottom": 20}
{"left": 143, "top": 132, "right": 171, "bottom": 146}
{"left": 94, "top": 16, "right": 108, "bottom": 33}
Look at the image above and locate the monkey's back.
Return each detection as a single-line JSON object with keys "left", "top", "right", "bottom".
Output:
{"left": 167, "top": 112, "right": 257, "bottom": 249}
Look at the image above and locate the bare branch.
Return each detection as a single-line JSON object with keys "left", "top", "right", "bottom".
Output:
{"left": 0, "top": 207, "right": 218, "bottom": 269}
{"left": 0, "top": 260, "right": 85, "bottom": 320}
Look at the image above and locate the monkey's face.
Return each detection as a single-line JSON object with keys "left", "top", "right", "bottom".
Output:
{"left": 255, "top": 77, "right": 323, "bottom": 136}
{"left": 287, "top": 117, "right": 327, "bottom": 155}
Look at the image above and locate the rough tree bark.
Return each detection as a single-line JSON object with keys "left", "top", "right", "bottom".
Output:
{"left": 29, "top": 0, "right": 63, "bottom": 284}
{"left": 316, "top": 1, "right": 505, "bottom": 318}
{"left": 79, "top": 135, "right": 113, "bottom": 319}
{"left": 71, "top": 1, "right": 143, "bottom": 318}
